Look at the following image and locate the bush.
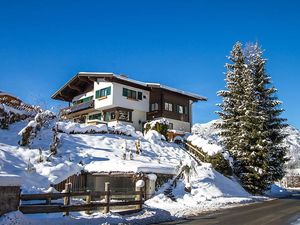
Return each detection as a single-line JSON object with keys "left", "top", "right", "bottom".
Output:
{"left": 207, "top": 153, "right": 233, "bottom": 177}
{"left": 144, "top": 118, "right": 169, "bottom": 140}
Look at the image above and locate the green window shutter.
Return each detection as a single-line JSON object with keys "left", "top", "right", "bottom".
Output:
{"left": 138, "top": 92, "right": 142, "bottom": 100}
{"left": 95, "top": 90, "right": 100, "bottom": 98}
{"left": 122, "top": 88, "right": 128, "bottom": 97}
{"left": 107, "top": 86, "right": 111, "bottom": 95}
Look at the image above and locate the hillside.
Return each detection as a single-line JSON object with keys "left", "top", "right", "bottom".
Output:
{"left": 0, "top": 118, "right": 265, "bottom": 224}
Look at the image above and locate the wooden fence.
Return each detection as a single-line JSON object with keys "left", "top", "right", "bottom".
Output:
{"left": 19, "top": 182, "right": 144, "bottom": 215}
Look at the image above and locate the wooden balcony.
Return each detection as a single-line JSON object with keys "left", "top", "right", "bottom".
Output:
{"left": 61, "top": 100, "right": 94, "bottom": 116}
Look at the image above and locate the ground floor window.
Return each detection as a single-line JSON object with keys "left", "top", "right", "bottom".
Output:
{"left": 103, "top": 107, "right": 132, "bottom": 122}
{"left": 74, "top": 115, "right": 86, "bottom": 123}
{"left": 88, "top": 113, "right": 102, "bottom": 121}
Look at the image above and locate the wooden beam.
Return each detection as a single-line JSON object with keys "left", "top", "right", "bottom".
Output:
{"left": 78, "top": 76, "right": 92, "bottom": 84}
{"left": 68, "top": 84, "right": 83, "bottom": 92}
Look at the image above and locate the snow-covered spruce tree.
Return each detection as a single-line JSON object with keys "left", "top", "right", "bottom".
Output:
{"left": 244, "top": 43, "right": 288, "bottom": 187}
{"left": 217, "top": 42, "right": 287, "bottom": 194}
{"left": 217, "top": 41, "right": 249, "bottom": 173}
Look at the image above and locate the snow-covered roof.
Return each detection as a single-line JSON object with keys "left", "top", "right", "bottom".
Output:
{"left": 52, "top": 72, "right": 207, "bottom": 102}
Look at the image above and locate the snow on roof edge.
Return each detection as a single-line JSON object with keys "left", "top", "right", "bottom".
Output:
{"left": 52, "top": 72, "right": 207, "bottom": 101}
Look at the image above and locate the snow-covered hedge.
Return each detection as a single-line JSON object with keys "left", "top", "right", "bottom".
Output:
{"left": 144, "top": 118, "right": 169, "bottom": 140}
{"left": 144, "top": 130, "right": 166, "bottom": 144}
{"left": 108, "top": 123, "right": 139, "bottom": 137}
{"left": 56, "top": 121, "right": 140, "bottom": 137}
{"left": 56, "top": 121, "right": 108, "bottom": 134}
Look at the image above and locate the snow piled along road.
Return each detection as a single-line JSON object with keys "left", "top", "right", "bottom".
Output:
{"left": 0, "top": 120, "right": 265, "bottom": 225}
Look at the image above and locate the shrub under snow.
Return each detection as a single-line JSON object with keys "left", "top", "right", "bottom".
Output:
{"left": 144, "top": 130, "right": 166, "bottom": 144}
{"left": 144, "top": 118, "right": 169, "bottom": 140}
{"left": 56, "top": 121, "right": 108, "bottom": 134}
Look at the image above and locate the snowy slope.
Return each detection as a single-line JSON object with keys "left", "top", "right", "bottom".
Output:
{"left": 0, "top": 120, "right": 194, "bottom": 192}
{"left": 0, "top": 119, "right": 265, "bottom": 224}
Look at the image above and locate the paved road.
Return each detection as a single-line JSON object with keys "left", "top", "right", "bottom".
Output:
{"left": 161, "top": 194, "right": 300, "bottom": 225}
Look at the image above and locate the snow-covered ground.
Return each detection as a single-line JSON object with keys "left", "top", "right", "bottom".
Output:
{"left": 0, "top": 119, "right": 276, "bottom": 224}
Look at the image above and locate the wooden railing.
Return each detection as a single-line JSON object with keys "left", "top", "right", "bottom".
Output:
{"left": 183, "top": 141, "right": 206, "bottom": 162}
{"left": 19, "top": 182, "right": 144, "bottom": 215}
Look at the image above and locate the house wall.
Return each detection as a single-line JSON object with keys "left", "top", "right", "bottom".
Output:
{"left": 112, "top": 82, "right": 150, "bottom": 112}
{"left": 94, "top": 80, "right": 114, "bottom": 110}
{"left": 160, "top": 117, "right": 191, "bottom": 132}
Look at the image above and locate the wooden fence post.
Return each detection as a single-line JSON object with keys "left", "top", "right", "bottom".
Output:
{"left": 85, "top": 190, "right": 91, "bottom": 214}
{"left": 103, "top": 182, "right": 110, "bottom": 214}
{"left": 63, "top": 183, "right": 71, "bottom": 216}
{"left": 135, "top": 186, "right": 142, "bottom": 210}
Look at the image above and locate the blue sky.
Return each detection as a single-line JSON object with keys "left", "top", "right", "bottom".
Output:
{"left": 1, "top": 0, "right": 300, "bottom": 128}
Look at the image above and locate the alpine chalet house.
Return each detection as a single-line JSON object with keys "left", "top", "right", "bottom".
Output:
{"left": 52, "top": 72, "right": 206, "bottom": 133}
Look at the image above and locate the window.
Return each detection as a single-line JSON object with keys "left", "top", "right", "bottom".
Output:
{"left": 138, "top": 92, "right": 143, "bottom": 100}
{"left": 164, "top": 102, "right": 173, "bottom": 111}
{"left": 88, "top": 113, "right": 102, "bottom": 121}
{"left": 104, "top": 111, "right": 115, "bottom": 121}
{"left": 151, "top": 103, "right": 158, "bottom": 111}
{"left": 122, "top": 88, "right": 143, "bottom": 101}
{"left": 96, "top": 87, "right": 111, "bottom": 99}
{"left": 176, "top": 105, "right": 184, "bottom": 114}
{"left": 104, "top": 109, "right": 132, "bottom": 122}
{"left": 118, "top": 110, "right": 131, "bottom": 121}
{"left": 73, "top": 96, "right": 93, "bottom": 105}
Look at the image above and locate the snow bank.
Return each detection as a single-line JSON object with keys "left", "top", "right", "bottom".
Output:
{"left": 146, "top": 163, "right": 259, "bottom": 217}
{"left": 0, "top": 208, "right": 175, "bottom": 225}
{"left": 187, "top": 135, "right": 223, "bottom": 156}
{"left": 56, "top": 121, "right": 108, "bottom": 134}
{"left": 0, "top": 174, "right": 21, "bottom": 186}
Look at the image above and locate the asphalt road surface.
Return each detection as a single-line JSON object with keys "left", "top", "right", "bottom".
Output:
{"left": 160, "top": 194, "right": 300, "bottom": 225}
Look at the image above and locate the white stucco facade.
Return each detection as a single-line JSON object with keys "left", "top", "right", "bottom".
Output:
{"left": 69, "top": 80, "right": 193, "bottom": 132}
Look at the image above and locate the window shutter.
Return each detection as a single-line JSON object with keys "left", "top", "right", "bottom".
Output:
{"left": 107, "top": 87, "right": 111, "bottom": 95}
{"left": 122, "top": 88, "right": 128, "bottom": 97}
{"left": 96, "top": 90, "right": 100, "bottom": 98}
{"left": 138, "top": 92, "right": 142, "bottom": 100}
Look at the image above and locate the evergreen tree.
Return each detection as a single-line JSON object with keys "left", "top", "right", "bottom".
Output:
{"left": 217, "top": 42, "right": 287, "bottom": 194}
{"left": 245, "top": 43, "right": 288, "bottom": 186}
